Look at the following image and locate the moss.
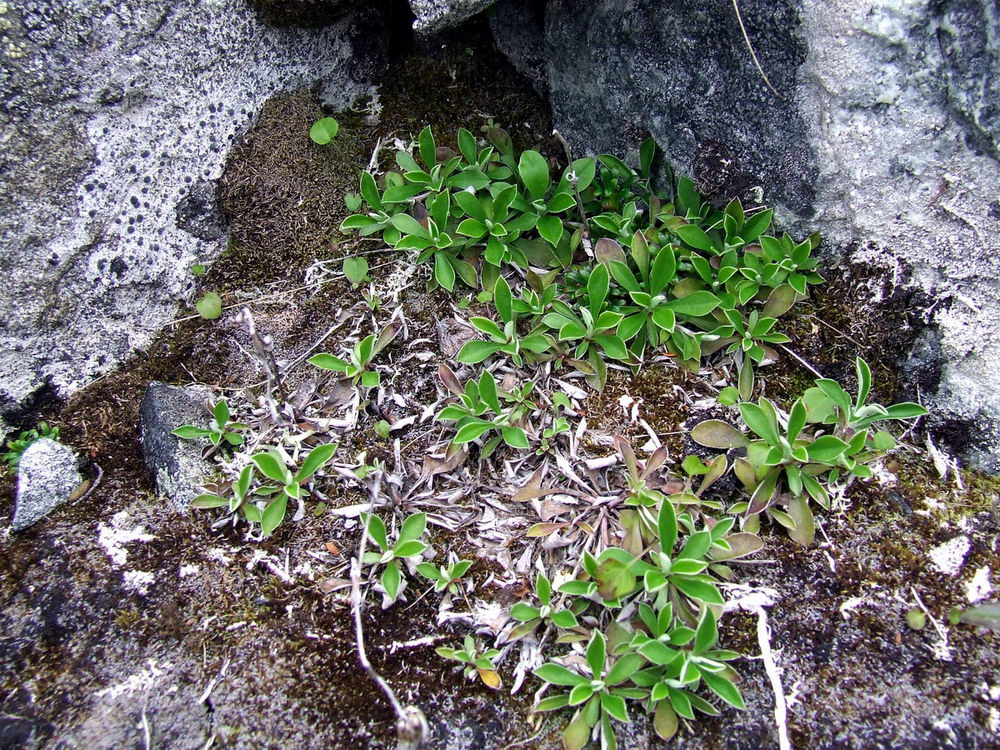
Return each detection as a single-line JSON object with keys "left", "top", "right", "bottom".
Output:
{"left": 247, "top": 0, "right": 354, "bottom": 27}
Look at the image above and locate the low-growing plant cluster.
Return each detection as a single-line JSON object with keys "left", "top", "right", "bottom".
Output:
{"left": 175, "top": 121, "right": 932, "bottom": 748}
{"left": 340, "top": 125, "right": 822, "bottom": 392}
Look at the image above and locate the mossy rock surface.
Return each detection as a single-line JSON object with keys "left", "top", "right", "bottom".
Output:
{"left": 249, "top": 0, "right": 356, "bottom": 27}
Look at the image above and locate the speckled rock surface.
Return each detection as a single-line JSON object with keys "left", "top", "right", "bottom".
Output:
{"left": 408, "top": 0, "right": 497, "bottom": 33}
{"left": 139, "top": 382, "right": 213, "bottom": 511}
{"left": 0, "top": 0, "right": 385, "bottom": 435}
{"left": 489, "top": 0, "right": 1000, "bottom": 470}
{"left": 12, "top": 438, "right": 82, "bottom": 531}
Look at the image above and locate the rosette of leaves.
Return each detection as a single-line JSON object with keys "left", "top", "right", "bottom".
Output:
{"left": 541, "top": 263, "right": 631, "bottom": 390}
{"left": 417, "top": 553, "right": 473, "bottom": 595}
{"left": 607, "top": 238, "right": 723, "bottom": 361}
{"left": 362, "top": 511, "right": 429, "bottom": 604}
{"left": 533, "top": 629, "right": 646, "bottom": 750}
{"left": 436, "top": 634, "right": 503, "bottom": 689}
{"left": 172, "top": 398, "right": 248, "bottom": 450}
{"left": 703, "top": 308, "right": 791, "bottom": 400}
{"left": 3, "top": 421, "right": 60, "bottom": 470}
{"left": 691, "top": 358, "right": 927, "bottom": 545}
{"left": 338, "top": 170, "right": 412, "bottom": 245}
{"left": 435, "top": 367, "right": 531, "bottom": 453}
{"left": 193, "top": 443, "right": 337, "bottom": 536}
{"left": 507, "top": 572, "right": 581, "bottom": 642}
{"left": 309, "top": 326, "right": 397, "bottom": 389}
{"left": 580, "top": 141, "right": 657, "bottom": 215}
{"left": 629, "top": 606, "right": 745, "bottom": 741}
{"left": 455, "top": 276, "right": 553, "bottom": 366}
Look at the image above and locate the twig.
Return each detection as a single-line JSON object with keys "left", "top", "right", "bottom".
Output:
{"left": 731, "top": 0, "right": 784, "bottom": 99}
{"left": 777, "top": 344, "right": 824, "bottom": 379}
{"left": 723, "top": 586, "right": 789, "bottom": 750}
{"left": 352, "top": 471, "right": 429, "bottom": 749}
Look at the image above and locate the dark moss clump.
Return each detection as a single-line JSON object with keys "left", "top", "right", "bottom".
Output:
{"left": 248, "top": 0, "right": 354, "bottom": 27}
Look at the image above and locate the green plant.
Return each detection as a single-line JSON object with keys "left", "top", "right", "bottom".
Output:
{"left": 456, "top": 276, "right": 553, "bottom": 366}
{"left": 362, "top": 511, "right": 429, "bottom": 603}
{"left": 309, "top": 325, "right": 397, "bottom": 389}
{"left": 507, "top": 571, "right": 580, "bottom": 642}
{"left": 691, "top": 357, "right": 927, "bottom": 544}
{"left": 533, "top": 629, "right": 646, "bottom": 750}
{"left": 436, "top": 367, "right": 532, "bottom": 453}
{"left": 629, "top": 606, "right": 745, "bottom": 741}
{"left": 172, "top": 398, "right": 248, "bottom": 449}
{"left": 3, "top": 421, "right": 59, "bottom": 470}
{"left": 309, "top": 116, "right": 339, "bottom": 145}
{"left": 196, "top": 291, "right": 222, "bottom": 320}
{"left": 417, "top": 552, "right": 473, "bottom": 595}
{"left": 192, "top": 442, "right": 337, "bottom": 536}
{"left": 436, "top": 634, "right": 502, "bottom": 689}
{"left": 343, "top": 256, "right": 369, "bottom": 287}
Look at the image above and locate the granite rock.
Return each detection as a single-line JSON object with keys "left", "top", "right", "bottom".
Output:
{"left": 139, "top": 382, "right": 214, "bottom": 511}
{"left": 0, "top": 0, "right": 385, "bottom": 435}
{"left": 12, "top": 438, "right": 83, "bottom": 531}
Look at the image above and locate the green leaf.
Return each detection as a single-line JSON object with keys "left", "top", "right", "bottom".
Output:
{"left": 672, "top": 577, "right": 724, "bottom": 605}
{"left": 196, "top": 292, "right": 222, "bottom": 320}
{"left": 550, "top": 609, "right": 579, "bottom": 629}
{"left": 740, "top": 209, "right": 772, "bottom": 243}
{"left": 587, "top": 262, "right": 610, "bottom": 315}
{"left": 252, "top": 451, "right": 290, "bottom": 484}
{"left": 740, "top": 402, "right": 780, "bottom": 446}
{"left": 494, "top": 275, "right": 513, "bottom": 325}
{"left": 171, "top": 425, "right": 212, "bottom": 440}
{"left": 456, "top": 340, "right": 503, "bottom": 364}
{"left": 309, "top": 354, "right": 348, "bottom": 372}
{"left": 309, "top": 116, "right": 339, "bottom": 145}
{"left": 586, "top": 630, "right": 607, "bottom": 677}
{"left": 717, "top": 386, "right": 740, "bottom": 406}
{"left": 341, "top": 256, "right": 369, "bottom": 286}
{"left": 657, "top": 498, "right": 677, "bottom": 554}
{"left": 518, "top": 150, "right": 550, "bottom": 199}
{"left": 600, "top": 692, "right": 629, "bottom": 723}
{"left": 675, "top": 224, "right": 715, "bottom": 252}
{"left": 690, "top": 420, "right": 749, "bottom": 449}
{"left": 649, "top": 246, "right": 677, "bottom": 296}
{"left": 694, "top": 608, "right": 718, "bottom": 655}
{"left": 478, "top": 370, "right": 501, "bottom": 413}
{"left": 654, "top": 701, "right": 679, "bottom": 741}
{"left": 884, "top": 402, "right": 929, "bottom": 419}
{"left": 365, "top": 513, "right": 389, "bottom": 551}
{"left": 418, "top": 125, "right": 436, "bottom": 167}
{"left": 502, "top": 426, "right": 530, "bottom": 449}
{"left": 534, "top": 663, "right": 587, "bottom": 687}
{"left": 666, "top": 291, "right": 720, "bottom": 316}
{"left": 382, "top": 560, "right": 402, "bottom": 601}
{"left": 434, "top": 252, "right": 456, "bottom": 291}
{"left": 391, "top": 213, "right": 429, "bottom": 238}
{"left": 510, "top": 602, "right": 541, "bottom": 622}
{"left": 359, "top": 171, "right": 381, "bottom": 211}
{"left": 397, "top": 511, "right": 427, "bottom": 545}
{"left": 393, "top": 539, "right": 427, "bottom": 558}
{"left": 806, "top": 435, "right": 850, "bottom": 462}
{"left": 294, "top": 443, "right": 337, "bottom": 482}
{"left": 787, "top": 399, "right": 807, "bottom": 442}
{"left": 537, "top": 215, "right": 564, "bottom": 247}
{"left": 453, "top": 420, "right": 495, "bottom": 443}
{"left": 701, "top": 670, "right": 745, "bottom": 709}
{"left": 261, "top": 494, "right": 288, "bottom": 536}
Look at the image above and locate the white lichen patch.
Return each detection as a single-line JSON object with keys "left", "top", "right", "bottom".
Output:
{"left": 123, "top": 570, "right": 156, "bottom": 596}
{"left": 965, "top": 566, "right": 993, "bottom": 603}
{"left": 95, "top": 659, "right": 174, "bottom": 700}
{"left": 179, "top": 563, "right": 200, "bottom": 578}
{"left": 928, "top": 535, "right": 970, "bottom": 576}
{"left": 97, "top": 511, "right": 155, "bottom": 567}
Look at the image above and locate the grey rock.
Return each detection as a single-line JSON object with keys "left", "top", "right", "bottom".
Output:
{"left": 140, "top": 382, "right": 214, "bottom": 511}
{"left": 490, "top": 0, "right": 1000, "bottom": 469}
{"left": 408, "top": 0, "right": 497, "bottom": 33}
{"left": 0, "top": 0, "right": 385, "bottom": 434}
{"left": 13, "top": 438, "right": 83, "bottom": 531}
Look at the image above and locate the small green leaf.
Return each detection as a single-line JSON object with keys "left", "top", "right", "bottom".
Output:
{"left": 518, "top": 150, "right": 550, "bottom": 199}
{"left": 690, "top": 420, "right": 749, "bottom": 449}
{"left": 399, "top": 512, "right": 427, "bottom": 544}
{"left": 343, "top": 257, "right": 369, "bottom": 285}
{"left": 261, "top": 494, "right": 288, "bottom": 536}
{"left": 309, "top": 116, "right": 339, "bottom": 145}
{"left": 196, "top": 292, "right": 223, "bottom": 320}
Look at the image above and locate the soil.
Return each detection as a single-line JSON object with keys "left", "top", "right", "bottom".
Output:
{"left": 2, "top": 15, "right": 999, "bottom": 750}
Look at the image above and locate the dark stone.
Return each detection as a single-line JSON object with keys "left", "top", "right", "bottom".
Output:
{"left": 139, "top": 382, "right": 214, "bottom": 511}
{"left": 248, "top": 0, "right": 355, "bottom": 27}
{"left": 175, "top": 179, "right": 227, "bottom": 242}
